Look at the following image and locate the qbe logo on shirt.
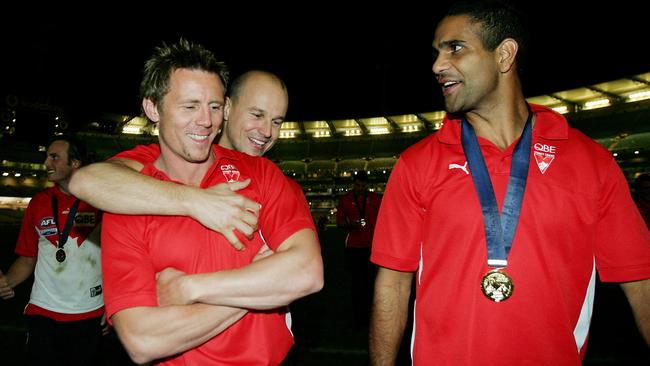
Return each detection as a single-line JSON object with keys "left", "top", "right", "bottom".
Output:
{"left": 533, "top": 143, "right": 557, "bottom": 174}
{"left": 74, "top": 212, "right": 96, "bottom": 227}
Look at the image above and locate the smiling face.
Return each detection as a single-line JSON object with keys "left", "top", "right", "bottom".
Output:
{"left": 221, "top": 72, "right": 288, "bottom": 156}
{"left": 145, "top": 68, "right": 225, "bottom": 167}
{"left": 431, "top": 15, "right": 500, "bottom": 114}
{"left": 44, "top": 140, "right": 79, "bottom": 184}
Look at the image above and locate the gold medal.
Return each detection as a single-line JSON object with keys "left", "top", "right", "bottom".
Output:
{"left": 56, "top": 249, "right": 66, "bottom": 263}
{"left": 481, "top": 269, "right": 513, "bottom": 302}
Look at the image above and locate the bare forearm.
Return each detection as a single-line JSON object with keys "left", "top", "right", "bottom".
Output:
{"left": 113, "top": 304, "right": 246, "bottom": 364}
{"left": 621, "top": 278, "right": 650, "bottom": 346}
{"left": 70, "top": 160, "right": 260, "bottom": 249}
{"left": 0, "top": 256, "right": 36, "bottom": 299}
{"left": 6, "top": 256, "right": 36, "bottom": 287}
{"left": 187, "top": 229, "right": 323, "bottom": 309}
{"left": 69, "top": 160, "right": 193, "bottom": 216}
{"left": 369, "top": 268, "right": 413, "bottom": 366}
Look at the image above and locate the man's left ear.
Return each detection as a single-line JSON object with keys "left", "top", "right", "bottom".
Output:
{"left": 142, "top": 98, "right": 160, "bottom": 123}
{"left": 497, "top": 38, "right": 518, "bottom": 73}
{"left": 71, "top": 159, "right": 81, "bottom": 169}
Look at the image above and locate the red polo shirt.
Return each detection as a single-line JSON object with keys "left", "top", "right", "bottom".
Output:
{"left": 371, "top": 104, "right": 650, "bottom": 365}
{"left": 103, "top": 144, "right": 315, "bottom": 365}
{"left": 336, "top": 190, "right": 381, "bottom": 248}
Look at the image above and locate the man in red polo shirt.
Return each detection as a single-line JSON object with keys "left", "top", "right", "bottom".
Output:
{"left": 99, "top": 39, "right": 323, "bottom": 365}
{"left": 369, "top": 2, "right": 650, "bottom": 365}
{"left": 0, "top": 136, "right": 105, "bottom": 365}
{"left": 336, "top": 171, "right": 381, "bottom": 325}
{"left": 69, "top": 69, "right": 294, "bottom": 250}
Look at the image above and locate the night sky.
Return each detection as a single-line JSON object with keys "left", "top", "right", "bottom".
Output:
{"left": 1, "top": 3, "right": 646, "bottom": 141}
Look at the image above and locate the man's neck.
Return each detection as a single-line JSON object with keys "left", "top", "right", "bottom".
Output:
{"left": 464, "top": 98, "right": 530, "bottom": 150}
{"left": 218, "top": 135, "right": 233, "bottom": 150}
{"left": 56, "top": 180, "right": 71, "bottom": 195}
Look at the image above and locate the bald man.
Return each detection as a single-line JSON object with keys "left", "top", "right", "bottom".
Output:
{"left": 69, "top": 70, "right": 292, "bottom": 248}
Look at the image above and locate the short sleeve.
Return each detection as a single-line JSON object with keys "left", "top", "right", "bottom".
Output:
{"left": 15, "top": 195, "right": 42, "bottom": 257}
{"left": 101, "top": 212, "right": 158, "bottom": 323}
{"left": 595, "top": 158, "right": 650, "bottom": 282}
{"left": 371, "top": 156, "right": 425, "bottom": 272}
{"left": 256, "top": 161, "right": 316, "bottom": 251}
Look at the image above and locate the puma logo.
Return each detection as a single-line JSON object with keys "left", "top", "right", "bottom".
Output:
{"left": 449, "top": 161, "right": 469, "bottom": 175}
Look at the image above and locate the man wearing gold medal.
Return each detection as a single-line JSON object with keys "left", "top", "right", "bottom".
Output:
{"left": 370, "top": 1, "right": 650, "bottom": 365}
{"left": 0, "top": 136, "right": 106, "bottom": 365}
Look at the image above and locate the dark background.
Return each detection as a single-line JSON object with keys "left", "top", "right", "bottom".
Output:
{"left": 1, "top": 2, "right": 647, "bottom": 144}
{"left": 0, "top": 3, "right": 649, "bottom": 364}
